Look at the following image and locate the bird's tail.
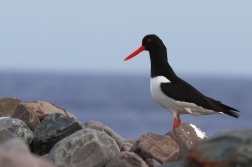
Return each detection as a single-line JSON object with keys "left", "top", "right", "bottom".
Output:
{"left": 208, "top": 97, "right": 240, "bottom": 118}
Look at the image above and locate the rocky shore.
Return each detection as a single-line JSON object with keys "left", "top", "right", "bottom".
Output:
{"left": 0, "top": 97, "right": 250, "bottom": 167}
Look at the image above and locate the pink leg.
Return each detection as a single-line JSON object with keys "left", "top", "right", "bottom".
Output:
{"left": 173, "top": 115, "right": 181, "bottom": 129}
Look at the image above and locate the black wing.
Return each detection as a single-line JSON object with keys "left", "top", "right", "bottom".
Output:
{"left": 160, "top": 78, "right": 239, "bottom": 118}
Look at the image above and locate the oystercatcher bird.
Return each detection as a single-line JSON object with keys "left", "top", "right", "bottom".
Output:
{"left": 124, "top": 34, "right": 239, "bottom": 128}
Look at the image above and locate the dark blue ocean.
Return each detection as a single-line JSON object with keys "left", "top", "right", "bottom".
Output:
{"left": 0, "top": 72, "right": 251, "bottom": 139}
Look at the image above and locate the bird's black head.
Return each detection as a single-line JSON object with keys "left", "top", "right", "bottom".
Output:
{"left": 142, "top": 34, "right": 166, "bottom": 53}
{"left": 124, "top": 34, "right": 167, "bottom": 61}
{"left": 124, "top": 34, "right": 176, "bottom": 77}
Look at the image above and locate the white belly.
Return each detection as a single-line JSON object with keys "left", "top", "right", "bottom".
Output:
{"left": 150, "top": 76, "right": 217, "bottom": 118}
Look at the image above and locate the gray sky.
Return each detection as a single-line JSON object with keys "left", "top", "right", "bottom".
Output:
{"left": 1, "top": 1, "right": 252, "bottom": 76}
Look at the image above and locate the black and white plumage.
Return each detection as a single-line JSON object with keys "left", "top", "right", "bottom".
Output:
{"left": 124, "top": 34, "right": 239, "bottom": 128}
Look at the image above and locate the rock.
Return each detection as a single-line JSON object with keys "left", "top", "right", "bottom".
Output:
{"left": 0, "top": 117, "right": 33, "bottom": 144}
{"left": 130, "top": 132, "right": 179, "bottom": 164}
{"left": 182, "top": 129, "right": 252, "bottom": 167}
{"left": 0, "top": 126, "right": 17, "bottom": 143}
{"left": 145, "top": 158, "right": 162, "bottom": 167}
{"left": 0, "top": 97, "right": 20, "bottom": 117}
{"left": 1, "top": 138, "right": 30, "bottom": 154}
{"left": 0, "top": 146, "right": 56, "bottom": 167}
{"left": 166, "top": 122, "right": 207, "bottom": 160}
{"left": 106, "top": 151, "right": 148, "bottom": 167}
{"left": 85, "top": 120, "right": 133, "bottom": 151}
{"left": 22, "top": 101, "right": 76, "bottom": 121}
{"left": 126, "top": 138, "right": 136, "bottom": 145}
{"left": 47, "top": 128, "right": 120, "bottom": 167}
{"left": 212, "top": 129, "right": 233, "bottom": 137}
{"left": 33, "top": 112, "right": 83, "bottom": 155}
{"left": 11, "top": 103, "right": 40, "bottom": 132}
{"left": 157, "top": 161, "right": 182, "bottom": 167}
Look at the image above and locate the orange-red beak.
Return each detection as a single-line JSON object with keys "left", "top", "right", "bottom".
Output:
{"left": 124, "top": 46, "right": 145, "bottom": 61}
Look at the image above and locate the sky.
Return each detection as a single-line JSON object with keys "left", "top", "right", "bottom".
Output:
{"left": 1, "top": 1, "right": 252, "bottom": 77}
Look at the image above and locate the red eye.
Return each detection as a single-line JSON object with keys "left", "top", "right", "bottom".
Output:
{"left": 147, "top": 39, "right": 151, "bottom": 42}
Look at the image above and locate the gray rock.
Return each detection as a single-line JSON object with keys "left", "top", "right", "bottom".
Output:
{"left": 130, "top": 132, "right": 179, "bottom": 164}
{"left": 0, "top": 126, "right": 17, "bottom": 143}
{"left": 85, "top": 120, "right": 133, "bottom": 151}
{"left": 11, "top": 103, "right": 40, "bottom": 132}
{"left": 0, "top": 117, "right": 33, "bottom": 144}
{"left": 106, "top": 151, "right": 148, "bottom": 167}
{"left": 212, "top": 129, "right": 233, "bottom": 137}
{"left": 182, "top": 129, "right": 252, "bottom": 167}
{"left": 157, "top": 161, "right": 182, "bottom": 167}
{"left": 166, "top": 122, "right": 207, "bottom": 160}
{"left": 47, "top": 128, "right": 120, "bottom": 167}
{"left": 33, "top": 112, "right": 83, "bottom": 155}
{"left": 0, "top": 97, "right": 20, "bottom": 117}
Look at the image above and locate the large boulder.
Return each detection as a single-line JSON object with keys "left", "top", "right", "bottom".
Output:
{"left": 33, "top": 112, "right": 83, "bottom": 155}
{"left": 0, "top": 97, "right": 20, "bottom": 117}
{"left": 106, "top": 151, "right": 148, "bottom": 167}
{"left": 22, "top": 101, "right": 76, "bottom": 121}
{"left": 47, "top": 128, "right": 120, "bottom": 167}
{"left": 166, "top": 122, "right": 207, "bottom": 160}
{"left": 0, "top": 117, "right": 33, "bottom": 144}
{"left": 85, "top": 120, "right": 133, "bottom": 151}
{"left": 182, "top": 129, "right": 252, "bottom": 167}
{"left": 130, "top": 132, "right": 179, "bottom": 164}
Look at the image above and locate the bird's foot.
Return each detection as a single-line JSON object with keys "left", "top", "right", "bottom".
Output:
{"left": 173, "top": 117, "right": 181, "bottom": 129}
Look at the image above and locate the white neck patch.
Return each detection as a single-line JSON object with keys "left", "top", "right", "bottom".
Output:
{"left": 150, "top": 76, "right": 170, "bottom": 97}
{"left": 151, "top": 76, "right": 170, "bottom": 84}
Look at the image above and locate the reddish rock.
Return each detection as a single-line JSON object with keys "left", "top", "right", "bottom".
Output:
{"left": 145, "top": 158, "right": 162, "bottom": 167}
{"left": 11, "top": 103, "right": 40, "bottom": 131}
{"left": 0, "top": 147, "right": 56, "bottom": 167}
{"left": 0, "top": 97, "right": 20, "bottom": 117}
{"left": 106, "top": 151, "right": 148, "bottom": 167}
{"left": 22, "top": 101, "right": 76, "bottom": 121}
{"left": 166, "top": 122, "right": 207, "bottom": 160}
{"left": 130, "top": 132, "right": 179, "bottom": 164}
{"left": 85, "top": 120, "right": 133, "bottom": 151}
